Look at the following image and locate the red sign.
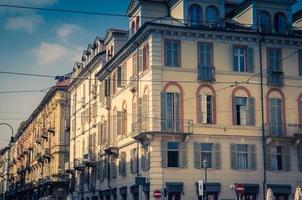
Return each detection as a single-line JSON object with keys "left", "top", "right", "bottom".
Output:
{"left": 236, "top": 184, "right": 245, "bottom": 194}
{"left": 153, "top": 190, "right": 162, "bottom": 198}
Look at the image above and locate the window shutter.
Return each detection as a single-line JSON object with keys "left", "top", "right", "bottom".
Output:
{"left": 99, "top": 82, "right": 104, "bottom": 105}
{"left": 117, "top": 66, "right": 122, "bottom": 87}
{"left": 248, "top": 144, "right": 256, "bottom": 170}
{"left": 161, "top": 92, "right": 167, "bottom": 131}
{"left": 121, "top": 64, "right": 126, "bottom": 86}
{"left": 111, "top": 157, "right": 117, "bottom": 179}
{"left": 213, "top": 143, "right": 221, "bottom": 169}
{"left": 232, "top": 96, "right": 236, "bottom": 125}
{"left": 282, "top": 145, "right": 290, "bottom": 171}
{"left": 103, "top": 120, "right": 108, "bottom": 144}
{"left": 142, "top": 95, "right": 148, "bottom": 131}
{"left": 119, "top": 152, "right": 126, "bottom": 176}
{"left": 161, "top": 141, "right": 167, "bottom": 168}
{"left": 265, "top": 144, "right": 272, "bottom": 171}
{"left": 137, "top": 98, "right": 143, "bottom": 132}
{"left": 197, "top": 95, "right": 202, "bottom": 123}
{"left": 175, "top": 93, "right": 181, "bottom": 132}
{"left": 180, "top": 142, "right": 187, "bottom": 168}
{"left": 139, "top": 48, "right": 143, "bottom": 72}
{"left": 248, "top": 97, "right": 255, "bottom": 126}
{"left": 194, "top": 142, "right": 201, "bottom": 169}
{"left": 201, "top": 95, "right": 207, "bottom": 124}
{"left": 297, "top": 145, "right": 302, "bottom": 172}
{"left": 233, "top": 46, "right": 237, "bottom": 71}
{"left": 230, "top": 144, "right": 237, "bottom": 169}
{"left": 117, "top": 111, "right": 122, "bottom": 136}
{"left": 247, "top": 47, "right": 254, "bottom": 73}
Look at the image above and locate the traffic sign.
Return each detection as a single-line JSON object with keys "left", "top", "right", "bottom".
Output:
{"left": 236, "top": 183, "right": 245, "bottom": 194}
{"left": 198, "top": 180, "right": 204, "bottom": 196}
{"left": 153, "top": 190, "right": 161, "bottom": 199}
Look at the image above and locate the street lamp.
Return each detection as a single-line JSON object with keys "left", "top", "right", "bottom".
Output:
{"left": 203, "top": 157, "right": 208, "bottom": 200}
{"left": 0, "top": 123, "right": 14, "bottom": 143}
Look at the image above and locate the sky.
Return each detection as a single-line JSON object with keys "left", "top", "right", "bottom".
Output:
{"left": 0, "top": 0, "right": 302, "bottom": 148}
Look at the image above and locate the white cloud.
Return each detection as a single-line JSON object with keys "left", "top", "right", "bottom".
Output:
{"left": 57, "top": 24, "right": 82, "bottom": 39}
{"left": 4, "top": 14, "right": 44, "bottom": 33}
{"left": 33, "top": 42, "right": 82, "bottom": 65}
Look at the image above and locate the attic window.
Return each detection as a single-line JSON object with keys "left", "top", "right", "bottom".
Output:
{"left": 136, "top": 16, "right": 140, "bottom": 31}
{"left": 206, "top": 6, "right": 219, "bottom": 24}
{"left": 274, "top": 13, "right": 287, "bottom": 33}
{"left": 131, "top": 21, "right": 136, "bottom": 35}
{"left": 188, "top": 4, "right": 202, "bottom": 26}
{"left": 258, "top": 11, "right": 271, "bottom": 32}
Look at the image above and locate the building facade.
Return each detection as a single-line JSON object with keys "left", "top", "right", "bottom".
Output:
{"left": 0, "top": 147, "right": 10, "bottom": 200}
{"left": 69, "top": 0, "right": 302, "bottom": 200}
{"left": 3, "top": 81, "right": 71, "bottom": 200}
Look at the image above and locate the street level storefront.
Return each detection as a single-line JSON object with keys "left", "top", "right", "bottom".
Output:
{"left": 165, "top": 182, "right": 183, "bottom": 200}
{"left": 267, "top": 184, "right": 291, "bottom": 200}
{"left": 235, "top": 184, "right": 260, "bottom": 200}
{"left": 195, "top": 182, "right": 221, "bottom": 200}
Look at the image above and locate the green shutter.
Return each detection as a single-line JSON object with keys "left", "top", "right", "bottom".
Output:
{"left": 161, "top": 92, "right": 167, "bottom": 131}
{"left": 230, "top": 144, "right": 237, "bottom": 169}
{"left": 161, "top": 141, "right": 167, "bottom": 168}
{"left": 247, "top": 47, "right": 254, "bottom": 73}
{"left": 248, "top": 144, "right": 256, "bottom": 170}
{"left": 213, "top": 143, "right": 221, "bottom": 169}
{"left": 117, "top": 66, "right": 122, "bottom": 87}
{"left": 117, "top": 111, "right": 122, "bottom": 135}
{"left": 180, "top": 142, "right": 187, "bottom": 168}
{"left": 194, "top": 142, "right": 201, "bottom": 169}
{"left": 175, "top": 93, "right": 181, "bottom": 132}
{"left": 265, "top": 144, "right": 272, "bottom": 171}
{"left": 137, "top": 97, "right": 143, "bottom": 132}
{"left": 233, "top": 46, "right": 237, "bottom": 71}
{"left": 232, "top": 96, "right": 236, "bottom": 125}
{"left": 282, "top": 145, "right": 290, "bottom": 171}
{"left": 248, "top": 97, "right": 255, "bottom": 126}
{"left": 197, "top": 95, "right": 202, "bottom": 123}
{"left": 297, "top": 145, "right": 302, "bottom": 172}
{"left": 142, "top": 95, "right": 148, "bottom": 131}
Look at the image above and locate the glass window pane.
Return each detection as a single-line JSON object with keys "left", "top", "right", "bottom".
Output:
{"left": 168, "top": 142, "right": 179, "bottom": 150}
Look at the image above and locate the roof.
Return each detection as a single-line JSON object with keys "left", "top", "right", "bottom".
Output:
{"left": 104, "top": 29, "right": 128, "bottom": 44}
{"left": 127, "top": 0, "right": 167, "bottom": 16}
{"left": 293, "top": 9, "right": 302, "bottom": 23}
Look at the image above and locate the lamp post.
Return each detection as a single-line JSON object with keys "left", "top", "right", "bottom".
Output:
{"left": 203, "top": 157, "right": 208, "bottom": 200}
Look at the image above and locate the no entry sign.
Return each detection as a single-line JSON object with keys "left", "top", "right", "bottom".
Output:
{"left": 153, "top": 190, "right": 161, "bottom": 199}
{"left": 236, "top": 183, "right": 245, "bottom": 194}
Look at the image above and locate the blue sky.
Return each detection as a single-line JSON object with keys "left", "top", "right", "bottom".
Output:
{"left": 0, "top": 0, "right": 302, "bottom": 148}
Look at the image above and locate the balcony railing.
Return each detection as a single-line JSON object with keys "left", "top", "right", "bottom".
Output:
{"left": 83, "top": 153, "right": 98, "bottom": 167}
{"left": 132, "top": 117, "right": 193, "bottom": 135}
{"left": 43, "top": 149, "right": 51, "bottom": 160}
{"left": 198, "top": 65, "right": 215, "bottom": 82}
{"left": 266, "top": 123, "right": 302, "bottom": 137}
{"left": 74, "top": 159, "right": 85, "bottom": 171}
{"left": 267, "top": 70, "right": 284, "bottom": 86}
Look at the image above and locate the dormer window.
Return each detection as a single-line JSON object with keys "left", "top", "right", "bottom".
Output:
{"left": 131, "top": 21, "right": 136, "bottom": 35}
{"left": 274, "top": 13, "right": 287, "bottom": 33}
{"left": 136, "top": 16, "right": 140, "bottom": 31}
{"left": 258, "top": 11, "right": 271, "bottom": 32}
{"left": 188, "top": 4, "right": 202, "bottom": 26}
{"left": 206, "top": 6, "right": 219, "bottom": 24}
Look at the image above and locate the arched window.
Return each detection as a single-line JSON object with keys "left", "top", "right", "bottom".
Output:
{"left": 266, "top": 88, "right": 286, "bottom": 136}
{"left": 258, "top": 11, "right": 271, "bottom": 32}
{"left": 274, "top": 13, "right": 287, "bottom": 33}
{"left": 196, "top": 84, "right": 216, "bottom": 124}
{"left": 188, "top": 4, "right": 202, "bottom": 26}
{"left": 122, "top": 101, "right": 127, "bottom": 135}
{"left": 206, "top": 6, "right": 219, "bottom": 23}
{"left": 142, "top": 87, "right": 149, "bottom": 131}
{"left": 231, "top": 86, "right": 255, "bottom": 126}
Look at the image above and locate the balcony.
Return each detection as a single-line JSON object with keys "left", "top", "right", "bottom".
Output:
{"left": 65, "top": 162, "right": 74, "bottom": 174}
{"left": 132, "top": 117, "right": 193, "bottom": 135}
{"left": 36, "top": 138, "right": 42, "bottom": 145}
{"left": 74, "top": 159, "right": 85, "bottom": 171}
{"left": 265, "top": 123, "right": 302, "bottom": 140}
{"left": 83, "top": 153, "right": 98, "bottom": 167}
{"left": 81, "top": 97, "right": 86, "bottom": 108}
{"left": 198, "top": 65, "right": 215, "bottom": 82}
{"left": 43, "top": 148, "right": 51, "bottom": 160}
{"left": 267, "top": 70, "right": 284, "bottom": 86}
{"left": 41, "top": 129, "right": 48, "bottom": 139}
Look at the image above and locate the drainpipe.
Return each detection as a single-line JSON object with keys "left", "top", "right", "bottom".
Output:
{"left": 259, "top": 35, "right": 267, "bottom": 200}
{"left": 87, "top": 69, "right": 92, "bottom": 191}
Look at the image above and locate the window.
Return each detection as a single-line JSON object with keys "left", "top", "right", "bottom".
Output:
{"left": 119, "top": 152, "right": 127, "bottom": 176}
{"left": 142, "top": 94, "right": 149, "bottom": 131}
{"left": 274, "top": 13, "right": 287, "bottom": 33}
{"left": 132, "top": 97, "right": 137, "bottom": 131}
{"left": 236, "top": 144, "right": 248, "bottom": 169}
{"left": 188, "top": 4, "right": 202, "bottom": 26}
{"left": 165, "top": 40, "right": 180, "bottom": 67}
{"left": 269, "top": 98, "right": 283, "bottom": 136}
{"left": 198, "top": 94, "right": 213, "bottom": 124}
{"left": 143, "top": 44, "right": 149, "bottom": 70}
{"left": 231, "top": 144, "right": 256, "bottom": 170}
{"left": 117, "top": 65, "right": 126, "bottom": 87}
{"left": 267, "top": 48, "right": 283, "bottom": 86}
{"left": 201, "top": 143, "right": 212, "bottom": 168}
{"left": 122, "top": 108, "right": 127, "bottom": 135}
{"left": 234, "top": 47, "right": 246, "bottom": 72}
{"left": 133, "top": 53, "right": 138, "bottom": 76}
{"left": 206, "top": 6, "right": 219, "bottom": 23}
{"left": 258, "top": 11, "right": 271, "bottom": 32}
{"left": 162, "top": 141, "right": 187, "bottom": 168}
{"left": 130, "top": 148, "right": 137, "bottom": 174}
{"left": 167, "top": 142, "right": 180, "bottom": 167}
{"left": 198, "top": 43, "right": 215, "bottom": 81}
{"left": 233, "top": 96, "right": 255, "bottom": 126}
{"left": 136, "top": 16, "right": 140, "bottom": 31}
{"left": 131, "top": 21, "right": 135, "bottom": 35}
{"left": 271, "top": 146, "right": 283, "bottom": 170}
{"left": 141, "top": 144, "right": 150, "bottom": 171}
{"left": 161, "top": 92, "right": 180, "bottom": 132}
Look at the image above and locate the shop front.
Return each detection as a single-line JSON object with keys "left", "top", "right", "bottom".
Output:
{"left": 195, "top": 182, "right": 221, "bottom": 200}
{"left": 235, "top": 183, "right": 259, "bottom": 200}
{"left": 165, "top": 182, "right": 183, "bottom": 200}
{"left": 267, "top": 184, "right": 291, "bottom": 200}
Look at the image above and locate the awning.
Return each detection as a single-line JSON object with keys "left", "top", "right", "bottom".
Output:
{"left": 119, "top": 186, "right": 127, "bottom": 195}
{"left": 130, "top": 185, "right": 139, "bottom": 194}
{"left": 267, "top": 184, "right": 291, "bottom": 194}
{"left": 104, "top": 189, "right": 110, "bottom": 196}
{"left": 111, "top": 188, "right": 117, "bottom": 196}
{"left": 166, "top": 182, "right": 184, "bottom": 193}
{"left": 195, "top": 183, "right": 221, "bottom": 193}
{"left": 143, "top": 183, "right": 150, "bottom": 192}
{"left": 99, "top": 191, "right": 103, "bottom": 197}
{"left": 244, "top": 184, "right": 259, "bottom": 194}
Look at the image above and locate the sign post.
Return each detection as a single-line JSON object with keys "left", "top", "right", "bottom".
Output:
{"left": 198, "top": 180, "right": 204, "bottom": 197}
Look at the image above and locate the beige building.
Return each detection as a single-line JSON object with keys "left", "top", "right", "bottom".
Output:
{"left": 69, "top": 0, "right": 302, "bottom": 200}
{"left": 0, "top": 147, "right": 10, "bottom": 199}
{"left": 4, "top": 80, "right": 71, "bottom": 200}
